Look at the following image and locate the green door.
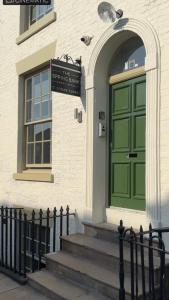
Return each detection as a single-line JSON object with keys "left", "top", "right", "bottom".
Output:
{"left": 110, "top": 75, "right": 146, "bottom": 210}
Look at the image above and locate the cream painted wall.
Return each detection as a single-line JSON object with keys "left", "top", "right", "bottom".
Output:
{"left": 0, "top": 0, "right": 169, "bottom": 231}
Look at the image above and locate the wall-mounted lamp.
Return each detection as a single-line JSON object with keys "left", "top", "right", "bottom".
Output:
{"left": 98, "top": 2, "right": 123, "bottom": 23}
{"left": 80, "top": 36, "right": 94, "bottom": 46}
{"left": 74, "top": 108, "right": 82, "bottom": 123}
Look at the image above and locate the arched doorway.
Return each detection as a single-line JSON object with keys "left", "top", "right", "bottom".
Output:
{"left": 85, "top": 18, "right": 160, "bottom": 228}
{"left": 109, "top": 36, "right": 146, "bottom": 211}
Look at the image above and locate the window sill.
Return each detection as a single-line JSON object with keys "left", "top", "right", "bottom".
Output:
{"left": 13, "top": 171, "right": 54, "bottom": 182}
{"left": 16, "top": 11, "right": 57, "bottom": 45}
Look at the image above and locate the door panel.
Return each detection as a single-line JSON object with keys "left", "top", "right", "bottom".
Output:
{"left": 113, "top": 117, "right": 130, "bottom": 151}
{"left": 112, "top": 163, "right": 130, "bottom": 198}
{"left": 113, "top": 85, "right": 131, "bottom": 115}
{"left": 133, "top": 163, "right": 145, "bottom": 198}
{"left": 110, "top": 75, "right": 146, "bottom": 210}
{"left": 134, "top": 79, "right": 146, "bottom": 111}
{"left": 134, "top": 114, "right": 145, "bottom": 150}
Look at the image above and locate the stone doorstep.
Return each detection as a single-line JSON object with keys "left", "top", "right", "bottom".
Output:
{"left": 61, "top": 234, "right": 162, "bottom": 269}
{"left": 46, "top": 251, "right": 146, "bottom": 296}
{"left": 83, "top": 222, "right": 161, "bottom": 256}
{"left": 28, "top": 270, "right": 110, "bottom": 300}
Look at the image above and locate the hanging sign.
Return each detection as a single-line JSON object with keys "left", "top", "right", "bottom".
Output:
{"left": 51, "top": 59, "right": 81, "bottom": 97}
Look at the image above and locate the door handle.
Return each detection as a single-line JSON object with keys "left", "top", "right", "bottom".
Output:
{"left": 127, "top": 153, "right": 138, "bottom": 158}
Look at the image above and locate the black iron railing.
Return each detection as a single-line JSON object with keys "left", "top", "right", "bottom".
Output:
{"left": 0, "top": 206, "right": 75, "bottom": 279}
{"left": 118, "top": 220, "right": 169, "bottom": 300}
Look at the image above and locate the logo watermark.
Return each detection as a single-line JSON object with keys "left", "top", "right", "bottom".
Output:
{"left": 3, "top": 0, "right": 51, "bottom": 4}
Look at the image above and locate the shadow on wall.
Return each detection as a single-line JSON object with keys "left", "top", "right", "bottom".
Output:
{"left": 113, "top": 18, "right": 129, "bottom": 30}
{"left": 80, "top": 65, "right": 86, "bottom": 112}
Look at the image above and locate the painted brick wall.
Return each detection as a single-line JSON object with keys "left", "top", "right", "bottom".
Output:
{"left": 0, "top": 0, "right": 169, "bottom": 227}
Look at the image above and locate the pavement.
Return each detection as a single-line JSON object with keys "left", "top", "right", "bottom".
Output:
{"left": 0, "top": 272, "right": 50, "bottom": 300}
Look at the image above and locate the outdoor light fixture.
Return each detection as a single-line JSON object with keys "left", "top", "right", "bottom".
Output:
{"left": 98, "top": 2, "right": 123, "bottom": 23}
{"left": 80, "top": 36, "right": 94, "bottom": 46}
{"left": 74, "top": 108, "right": 82, "bottom": 123}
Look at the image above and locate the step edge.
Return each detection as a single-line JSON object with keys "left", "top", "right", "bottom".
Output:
{"left": 61, "top": 235, "right": 160, "bottom": 269}
{"left": 47, "top": 253, "right": 148, "bottom": 295}
{"left": 28, "top": 271, "right": 112, "bottom": 300}
{"left": 28, "top": 272, "right": 66, "bottom": 300}
{"left": 47, "top": 254, "right": 116, "bottom": 289}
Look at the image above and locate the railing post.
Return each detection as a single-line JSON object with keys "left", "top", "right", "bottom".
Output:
{"left": 134, "top": 233, "right": 138, "bottom": 299}
{"left": 46, "top": 208, "right": 50, "bottom": 254}
{"left": 18, "top": 209, "right": 22, "bottom": 275}
{"left": 31, "top": 210, "right": 35, "bottom": 273}
{"left": 118, "top": 220, "right": 125, "bottom": 300}
{"left": 53, "top": 207, "right": 56, "bottom": 252}
{"left": 5, "top": 207, "right": 8, "bottom": 268}
{"left": 130, "top": 227, "right": 135, "bottom": 300}
{"left": 1, "top": 206, "right": 4, "bottom": 267}
{"left": 38, "top": 209, "right": 43, "bottom": 270}
{"left": 66, "top": 205, "right": 69, "bottom": 236}
{"left": 60, "top": 206, "right": 63, "bottom": 250}
{"left": 140, "top": 225, "right": 146, "bottom": 300}
{"left": 160, "top": 240, "right": 165, "bottom": 300}
{"left": 148, "top": 223, "right": 154, "bottom": 299}
{"left": 9, "top": 208, "right": 12, "bottom": 270}
{"left": 23, "top": 213, "right": 27, "bottom": 277}
{"left": 14, "top": 209, "right": 17, "bottom": 273}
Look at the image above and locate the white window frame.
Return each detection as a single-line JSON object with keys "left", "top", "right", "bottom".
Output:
{"left": 29, "top": 3, "right": 53, "bottom": 27}
{"left": 24, "top": 67, "right": 52, "bottom": 169}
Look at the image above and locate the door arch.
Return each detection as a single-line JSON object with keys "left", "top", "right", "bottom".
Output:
{"left": 85, "top": 17, "right": 161, "bottom": 226}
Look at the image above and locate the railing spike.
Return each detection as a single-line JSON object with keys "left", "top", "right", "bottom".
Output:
{"left": 149, "top": 223, "right": 152, "bottom": 231}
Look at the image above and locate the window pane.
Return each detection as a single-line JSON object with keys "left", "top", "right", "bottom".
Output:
{"left": 33, "top": 102, "right": 41, "bottom": 121}
{"left": 49, "top": 100, "right": 52, "bottom": 116}
{"left": 36, "top": 5, "right": 40, "bottom": 19}
{"left": 43, "top": 142, "right": 50, "bottom": 163}
{"left": 39, "top": 5, "right": 45, "bottom": 17}
{"left": 35, "top": 124, "right": 42, "bottom": 141}
{"left": 34, "top": 75, "right": 41, "bottom": 98}
{"left": 28, "top": 125, "right": 34, "bottom": 142}
{"left": 30, "top": 5, "right": 36, "bottom": 24}
{"left": 28, "top": 144, "right": 34, "bottom": 164}
{"left": 34, "top": 97, "right": 41, "bottom": 103}
{"left": 110, "top": 37, "right": 146, "bottom": 76}
{"left": 42, "top": 95, "right": 50, "bottom": 117}
{"left": 43, "top": 122, "right": 51, "bottom": 140}
{"left": 26, "top": 78, "right": 32, "bottom": 100}
{"left": 47, "top": 3, "right": 53, "bottom": 11}
{"left": 35, "top": 143, "right": 42, "bottom": 164}
{"left": 42, "top": 101, "right": 49, "bottom": 118}
{"left": 41, "top": 70, "right": 49, "bottom": 95}
{"left": 26, "top": 101, "right": 32, "bottom": 122}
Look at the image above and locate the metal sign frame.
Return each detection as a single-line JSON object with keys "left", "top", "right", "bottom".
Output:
{"left": 51, "top": 56, "right": 81, "bottom": 97}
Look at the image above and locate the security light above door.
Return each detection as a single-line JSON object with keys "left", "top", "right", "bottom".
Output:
{"left": 98, "top": 2, "right": 123, "bottom": 23}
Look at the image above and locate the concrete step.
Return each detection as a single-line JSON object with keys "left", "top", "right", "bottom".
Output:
{"left": 46, "top": 251, "right": 146, "bottom": 299}
{"left": 61, "top": 234, "right": 161, "bottom": 283}
{"left": 28, "top": 270, "right": 110, "bottom": 300}
{"left": 83, "top": 222, "right": 120, "bottom": 243}
{"left": 84, "top": 222, "right": 159, "bottom": 250}
{"left": 83, "top": 222, "right": 156, "bottom": 246}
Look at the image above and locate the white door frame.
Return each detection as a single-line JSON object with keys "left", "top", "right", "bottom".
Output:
{"left": 84, "top": 17, "right": 161, "bottom": 228}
